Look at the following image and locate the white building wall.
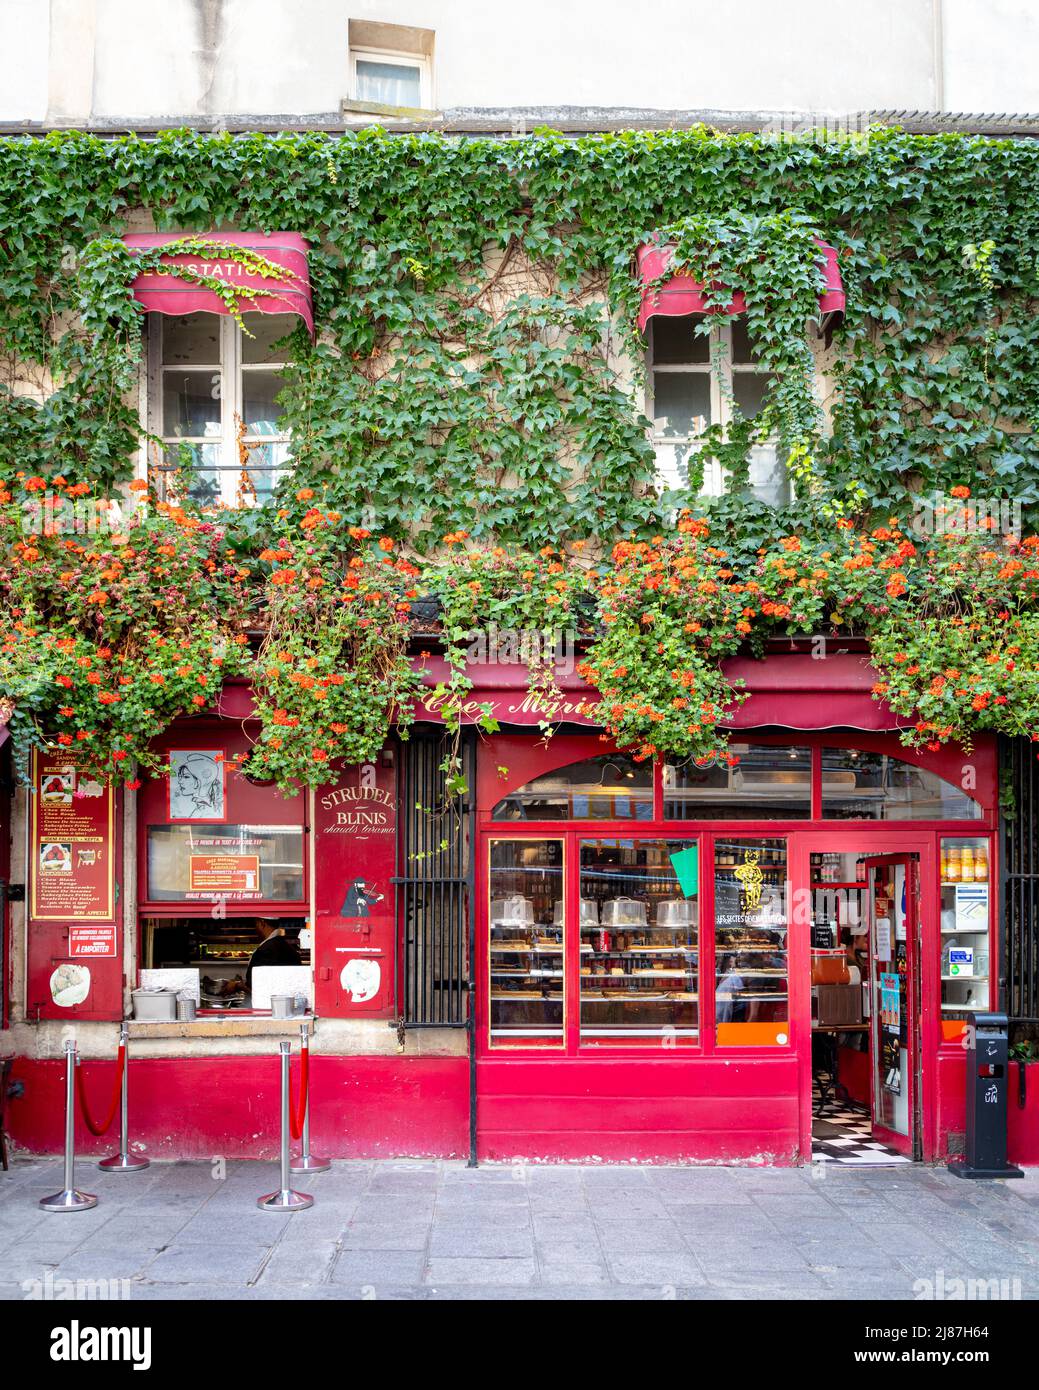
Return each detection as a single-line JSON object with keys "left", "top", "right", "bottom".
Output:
{"left": 1, "top": 0, "right": 1037, "bottom": 125}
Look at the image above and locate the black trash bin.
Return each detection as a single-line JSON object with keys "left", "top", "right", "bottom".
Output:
{"left": 947, "top": 1012, "right": 1024, "bottom": 1179}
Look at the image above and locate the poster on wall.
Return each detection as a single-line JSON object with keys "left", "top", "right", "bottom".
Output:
{"left": 189, "top": 853, "right": 260, "bottom": 895}
{"left": 30, "top": 752, "right": 115, "bottom": 921}
{"left": 955, "top": 882, "right": 988, "bottom": 932}
{"left": 69, "top": 925, "right": 117, "bottom": 958}
{"left": 168, "top": 749, "right": 225, "bottom": 820}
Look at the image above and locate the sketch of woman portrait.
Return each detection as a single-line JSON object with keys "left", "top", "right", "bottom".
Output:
{"left": 169, "top": 750, "right": 225, "bottom": 819}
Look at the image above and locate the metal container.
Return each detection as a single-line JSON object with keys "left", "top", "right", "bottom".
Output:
{"left": 176, "top": 994, "right": 197, "bottom": 1021}
{"left": 131, "top": 988, "right": 178, "bottom": 1022}
{"left": 270, "top": 994, "right": 294, "bottom": 1019}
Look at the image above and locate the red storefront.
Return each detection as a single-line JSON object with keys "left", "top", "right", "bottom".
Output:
{"left": 5, "top": 651, "right": 1029, "bottom": 1167}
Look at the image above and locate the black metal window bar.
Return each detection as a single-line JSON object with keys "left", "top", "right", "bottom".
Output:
{"left": 396, "top": 729, "right": 476, "bottom": 1028}
{"left": 999, "top": 737, "right": 1039, "bottom": 1032}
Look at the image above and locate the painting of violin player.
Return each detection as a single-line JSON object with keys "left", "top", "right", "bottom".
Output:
{"left": 169, "top": 750, "right": 225, "bottom": 820}
{"left": 340, "top": 878, "right": 385, "bottom": 918}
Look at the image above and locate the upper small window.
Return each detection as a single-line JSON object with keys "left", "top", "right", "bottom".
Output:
{"left": 821, "top": 748, "right": 981, "bottom": 820}
{"left": 492, "top": 755, "right": 653, "bottom": 821}
{"left": 348, "top": 20, "right": 434, "bottom": 110}
{"left": 148, "top": 311, "right": 295, "bottom": 507}
{"left": 354, "top": 55, "right": 426, "bottom": 106}
{"left": 664, "top": 744, "right": 812, "bottom": 820}
{"left": 647, "top": 317, "right": 788, "bottom": 506}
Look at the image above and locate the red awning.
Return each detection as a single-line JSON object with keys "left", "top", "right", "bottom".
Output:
{"left": 123, "top": 231, "right": 314, "bottom": 335}
{"left": 636, "top": 237, "right": 845, "bottom": 335}
{"left": 720, "top": 653, "right": 908, "bottom": 732}
{"left": 212, "top": 653, "right": 905, "bottom": 734}
{"left": 411, "top": 651, "right": 904, "bottom": 732}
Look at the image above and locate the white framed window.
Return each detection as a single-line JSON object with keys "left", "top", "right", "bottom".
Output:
{"left": 146, "top": 312, "right": 295, "bottom": 507}
{"left": 350, "top": 46, "right": 432, "bottom": 108}
{"left": 646, "top": 316, "right": 790, "bottom": 507}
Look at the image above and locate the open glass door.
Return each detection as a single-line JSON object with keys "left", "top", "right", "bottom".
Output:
{"left": 865, "top": 854, "right": 921, "bottom": 1158}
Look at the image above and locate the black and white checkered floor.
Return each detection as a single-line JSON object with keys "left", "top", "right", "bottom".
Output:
{"left": 812, "top": 1090, "right": 913, "bottom": 1165}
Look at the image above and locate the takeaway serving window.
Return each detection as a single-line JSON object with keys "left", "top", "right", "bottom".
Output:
{"left": 147, "top": 311, "right": 295, "bottom": 505}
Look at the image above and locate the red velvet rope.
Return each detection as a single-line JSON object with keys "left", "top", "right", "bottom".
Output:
{"left": 289, "top": 1045, "right": 309, "bottom": 1141}
{"left": 75, "top": 1044, "right": 125, "bottom": 1137}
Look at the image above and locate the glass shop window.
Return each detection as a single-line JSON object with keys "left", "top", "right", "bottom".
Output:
{"left": 491, "top": 755, "right": 653, "bottom": 821}
{"left": 578, "top": 839, "right": 700, "bottom": 1045}
{"left": 821, "top": 748, "right": 981, "bottom": 820}
{"left": 939, "top": 835, "right": 992, "bottom": 1026}
{"left": 663, "top": 743, "right": 811, "bottom": 819}
{"left": 146, "top": 824, "right": 306, "bottom": 903}
{"left": 148, "top": 311, "right": 296, "bottom": 506}
{"left": 488, "top": 839, "right": 565, "bottom": 1046}
{"left": 647, "top": 316, "right": 787, "bottom": 504}
{"left": 715, "top": 837, "right": 789, "bottom": 1046}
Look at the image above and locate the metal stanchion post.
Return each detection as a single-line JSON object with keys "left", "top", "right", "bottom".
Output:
{"left": 40, "top": 1040, "right": 97, "bottom": 1212}
{"left": 99, "top": 1022, "right": 149, "bottom": 1173}
{"left": 291, "top": 1022, "right": 329, "bottom": 1174}
{"left": 258, "top": 1041, "right": 313, "bottom": 1211}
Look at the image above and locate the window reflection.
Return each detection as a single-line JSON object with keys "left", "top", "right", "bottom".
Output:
{"left": 821, "top": 749, "right": 980, "bottom": 820}
{"left": 492, "top": 755, "right": 653, "bottom": 821}
{"left": 664, "top": 744, "right": 811, "bottom": 819}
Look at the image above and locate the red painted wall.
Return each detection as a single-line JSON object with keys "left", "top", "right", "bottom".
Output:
{"left": 1008, "top": 1064, "right": 1039, "bottom": 1167}
{"left": 476, "top": 1056, "right": 801, "bottom": 1164}
{"left": 6, "top": 1055, "right": 469, "bottom": 1161}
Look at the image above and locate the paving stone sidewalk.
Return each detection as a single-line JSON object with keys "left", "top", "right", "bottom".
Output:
{"left": 2, "top": 1157, "right": 1039, "bottom": 1300}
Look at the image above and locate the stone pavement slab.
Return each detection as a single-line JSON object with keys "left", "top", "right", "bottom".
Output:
{"left": 1, "top": 1157, "right": 1037, "bottom": 1300}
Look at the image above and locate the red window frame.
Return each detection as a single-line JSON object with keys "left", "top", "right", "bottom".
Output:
{"left": 475, "top": 730, "right": 999, "bottom": 1163}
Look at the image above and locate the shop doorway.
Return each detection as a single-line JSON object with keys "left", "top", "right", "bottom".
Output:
{"left": 809, "top": 847, "right": 921, "bottom": 1165}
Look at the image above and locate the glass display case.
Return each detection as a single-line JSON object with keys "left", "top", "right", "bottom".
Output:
{"left": 939, "top": 835, "right": 992, "bottom": 1021}
{"left": 578, "top": 840, "right": 699, "bottom": 1044}
{"left": 488, "top": 839, "right": 565, "bottom": 1045}
{"left": 715, "top": 837, "right": 789, "bottom": 1045}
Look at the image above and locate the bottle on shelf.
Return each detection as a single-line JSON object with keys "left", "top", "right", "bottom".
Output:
{"left": 946, "top": 846, "right": 961, "bottom": 883}
{"left": 940, "top": 846, "right": 948, "bottom": 879}
{"left": 960, "top": 844, "right": 974, "bottom": 882}
{"left": 974, "top": 845, "right": 988, "bottom": 881}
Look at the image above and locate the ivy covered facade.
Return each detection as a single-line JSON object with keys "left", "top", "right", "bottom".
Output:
{"left": 1, "top": 123, "right": 1037, "bottom": 1166}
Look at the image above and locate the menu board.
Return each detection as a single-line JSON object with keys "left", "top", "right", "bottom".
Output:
{"left": 30, "top": 752, "right": 115, "bottom": 921}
